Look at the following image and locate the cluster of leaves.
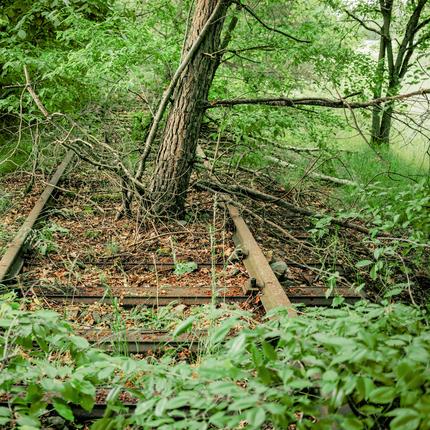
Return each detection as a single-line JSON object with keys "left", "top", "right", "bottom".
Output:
{"left": 1, "top": 293, "right": 430, "bottom": 429}
{"left": 0, "top": 0, "right": 190, "bottom": 121}
{"left": 360, "top": 179, "right": 430, "bottom": 242}
{"left": 0, "top": 0, "right": 113, "bottom": 114}
{"left": 29, "top": 222, "right": 69, "bottom": 256}
{"left": 350, "top": 179, "right": 429, "bottom": 296}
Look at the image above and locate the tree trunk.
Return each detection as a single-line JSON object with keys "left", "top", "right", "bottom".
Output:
{"left": 370, "top": 0, "right": 393, "bottom": 146}
{"left": 147, "top": 0, "right": 231, "bottom": 217}
{"left": 370, "top": 0, "right": 427, "bottom": 146}
{"left": 370, "top": 15, "right": 388, "bottom": 145}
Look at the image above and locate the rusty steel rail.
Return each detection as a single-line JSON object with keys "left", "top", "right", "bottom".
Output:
{"left": 39, "top": 294, "right": 252, "bottom": 307}
{"left": 228, "top": 204, "right": 296, "bottom": 316}
{"left": 81, "top": 328, "right": 206, "bottom": 353}
{"left": 196, "top": 145, "right": 296, "bottom": 316}
{"left": 0, "top": 151, "right": 74, "bottom": 283}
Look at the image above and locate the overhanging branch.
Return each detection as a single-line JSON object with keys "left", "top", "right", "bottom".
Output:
{"left": 344, "top": 9, "right": 382, "bottom": 35}
{"left": 205, "top": 88, "right": 430, "bottom": 109}
{"left": 234, "top": 1, "right": 311, "bottom": 44}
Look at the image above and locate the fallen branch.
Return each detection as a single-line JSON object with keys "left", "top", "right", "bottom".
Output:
{"left": 197, "top": 181, "right": 314, "bottom": 251}
{"left": 200, "top": 179, "right": 378, "bottom": 235}
{"left": 23, "top": 66, "right": 147, "bottom": 195}
{"left": 266, "top": 156, "right": 356, "bottom": 186}
{"left": 205, "top": 88, "right": 430, "bottom": 109}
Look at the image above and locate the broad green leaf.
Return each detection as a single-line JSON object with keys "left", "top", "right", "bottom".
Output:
{"left": 369, "top": 387, "right": 396, "bottom": 404}
{"left": 342, "top": 417, "right": 364, "bottom": 430}
{"left": 246, "top": 407, "right": 266, "bottom": 428}
{"left": 172, "top": 316, "right": 195, "bottom": 338}
{"left": 52, "top": 399, "right": 74, "bottom": 421}
{"left": 229, "top": 334, "right": 247, "bottom": 355}
{"left": 389, "top": 409, "right": 420, "bottom": 430}
{"left": 69, "top": 335, "right": 89, "bottom": 349}
{"left": 135, "top": 399, "right": 157, "bottom": 416}
{"left": 356, "top": 260, "right": 372, "bottom": 268}
{"left": 155, "top": 397, "right": 168, "bottom": 417}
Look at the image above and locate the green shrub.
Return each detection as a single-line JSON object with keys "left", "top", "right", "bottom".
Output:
{"left": 1, "top": 293, "right": 430, "bottom": 429}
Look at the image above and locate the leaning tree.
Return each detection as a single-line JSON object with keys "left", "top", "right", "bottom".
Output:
{"left": 23, "top": 0, "right": 430, "bottom": 218}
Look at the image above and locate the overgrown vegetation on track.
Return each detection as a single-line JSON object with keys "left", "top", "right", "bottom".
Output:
{"left": 1, "top": 294, "right": 430, "bottom": 430}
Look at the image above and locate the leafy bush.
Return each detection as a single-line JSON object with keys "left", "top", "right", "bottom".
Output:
{"left": 1, "top": 294, "right": 430, "bottom": 429}
{"left": 360, "top": 179, "right": 430, "bottom": 242}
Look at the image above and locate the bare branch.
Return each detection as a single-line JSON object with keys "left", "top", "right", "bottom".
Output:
{"left": 205, "top": 88, "right": 430, "bottom": 109}
{"left": 234, "top": 1, "right": 311, "bottom": 44}
{"left": 344, "top": 9, "right": 382, "bottom": 35}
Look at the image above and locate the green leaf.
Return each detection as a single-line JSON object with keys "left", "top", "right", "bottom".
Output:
{"left": 229, "top": 396, "right": 259, "bottom": 411}
{"left": 262, "top": 341, "right": 277, "bottom": 360}
{"left": 342, "top": 417, "right": 363, "bottom": 430}
{"left": 229, "top": 334, "right": 247, "bottom": 355}
{"left": 370, "top": 264, "right": 378, "bottom": 280}
{"left": 52, "top": 399, "right": 74, "bottom": 421}
{"left": 246, "top": 408, "right": 266, "bottom": 428}
{"left": 17, "top": 29, "right": 26, "bottom": 39}
{"left": 356, "top": 260, "right": 372, "bottom": 268}
{"left": 135, "top": 399, "right": 157, "bottom": 416}
{"left": 172, "top": 316, "right": 195, "bottom": 338}
{"left": 0, "top": 407, "right": 11, "bottom": 426}
{"left": 313, "top": 333, "right": 355, "bottom": 348}
{"left": 165, "top": 395, "right": 192, "bottom": 410}
{"left": 389, "top": 409, "right": 420, "bottom": 430}
{"left": 174, "top": 261, "right": 198, "bottom": 275}
{"left": 69, "top": 335, "right": 89, "bottom": 349}
{"left": 155, "top": 397, "right": 168, "bottom": 417}
{"left": 369, "top": 387, "right": 396, "bottom": 404}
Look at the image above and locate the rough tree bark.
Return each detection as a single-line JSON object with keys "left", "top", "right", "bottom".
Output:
{"left": 147, "top": 0, "right": 231, "bottom": 216}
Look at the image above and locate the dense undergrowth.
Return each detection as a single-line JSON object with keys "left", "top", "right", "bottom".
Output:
{"left": 1, "top": 293, "right": 430, "bottom": 430}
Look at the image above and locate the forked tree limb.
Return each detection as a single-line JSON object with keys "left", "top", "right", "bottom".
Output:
{"left": 23, "top": 66, "right": 49, "bottom": 118}
{"left": 205, "top": 88, "right": 430, "bottom": 109}
{"left": 344, "top": 9, "right": 382, "bottom": 35}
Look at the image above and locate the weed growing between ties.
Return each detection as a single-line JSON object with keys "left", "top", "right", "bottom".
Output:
{"left": 1, "top": 293, "right": 430, "bottom": 429}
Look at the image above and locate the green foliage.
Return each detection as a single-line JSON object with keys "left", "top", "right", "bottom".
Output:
{"left": 0, "top": 193, "right": 12, "bottom": 216}
{"left": 174, "top": 261, "right": 198, "bottom": 276}
{"left": 1, "top": 293, "right": 430, "bottom": 429}
{"left": 30, "top": 222, "right": 69, "bottom": 255}
{"left": 0, "top": 138, "right": 32, "bottom": 175}
{"left": 360, "top": 179, "right": 430, "bottom": 241}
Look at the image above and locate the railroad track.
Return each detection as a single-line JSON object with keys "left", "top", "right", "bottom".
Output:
{"left": 0, "top": 150, "right": 362, "bottom": 421}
